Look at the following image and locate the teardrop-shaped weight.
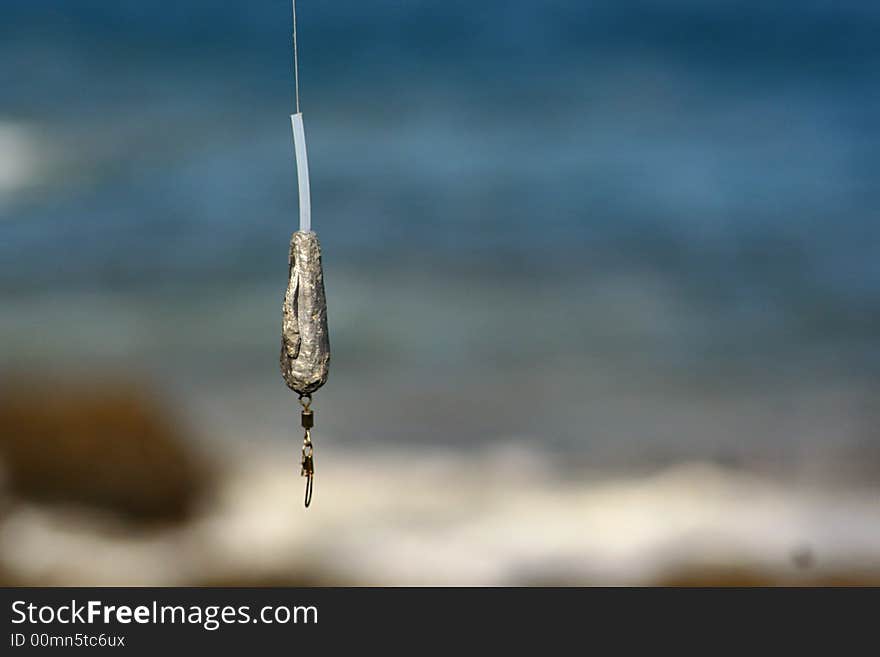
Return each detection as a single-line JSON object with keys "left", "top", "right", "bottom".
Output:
{"left": 281, "top": 231, "right": 330, "bottom": 395}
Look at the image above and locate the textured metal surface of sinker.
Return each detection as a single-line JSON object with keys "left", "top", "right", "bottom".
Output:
{"left": 280, "top": 231, "right": 330, "bottom": 395}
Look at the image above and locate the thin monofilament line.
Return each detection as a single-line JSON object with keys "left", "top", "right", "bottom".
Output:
{"left": 292, "top": 0, "right": 301, "bottom": 113}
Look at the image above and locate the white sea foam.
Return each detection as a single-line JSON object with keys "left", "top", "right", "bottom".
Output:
{"left": 0, "top": 121, "right": 44, "bottom": 201}
{"left": 1, "top": 448, "right": 878, "bottom": 585}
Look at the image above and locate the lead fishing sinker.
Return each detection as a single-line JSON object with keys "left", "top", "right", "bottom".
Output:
{"left": 280, "top": 0, "right": 330, "bottom": 508}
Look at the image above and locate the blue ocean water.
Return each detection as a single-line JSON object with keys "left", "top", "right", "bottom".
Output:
{"left": 1, "top": 1, "right": 879, "bottom": 466}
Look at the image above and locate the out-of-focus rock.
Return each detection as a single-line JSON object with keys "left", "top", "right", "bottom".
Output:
{"left": 0, "top": 380, "right": 207, "bottom": 523}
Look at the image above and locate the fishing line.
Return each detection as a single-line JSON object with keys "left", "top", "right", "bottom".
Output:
{"left": 292, "top": 0, "right": 300, "bottom": 113}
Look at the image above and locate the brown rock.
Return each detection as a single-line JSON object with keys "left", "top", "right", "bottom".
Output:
{"left": 0, "top": 380, "right": 207, "bottom": 523}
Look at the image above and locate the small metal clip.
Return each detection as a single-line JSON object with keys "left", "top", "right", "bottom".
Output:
{"left": 299, "top": 394, "right": 315, "bottom": 508}
{"left": 301, "top": 432, "right": 314, "bottom": 507}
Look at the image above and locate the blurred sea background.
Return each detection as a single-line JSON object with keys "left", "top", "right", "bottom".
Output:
{"left": 1, "top": 0, "right": 879, "bottom": 585}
